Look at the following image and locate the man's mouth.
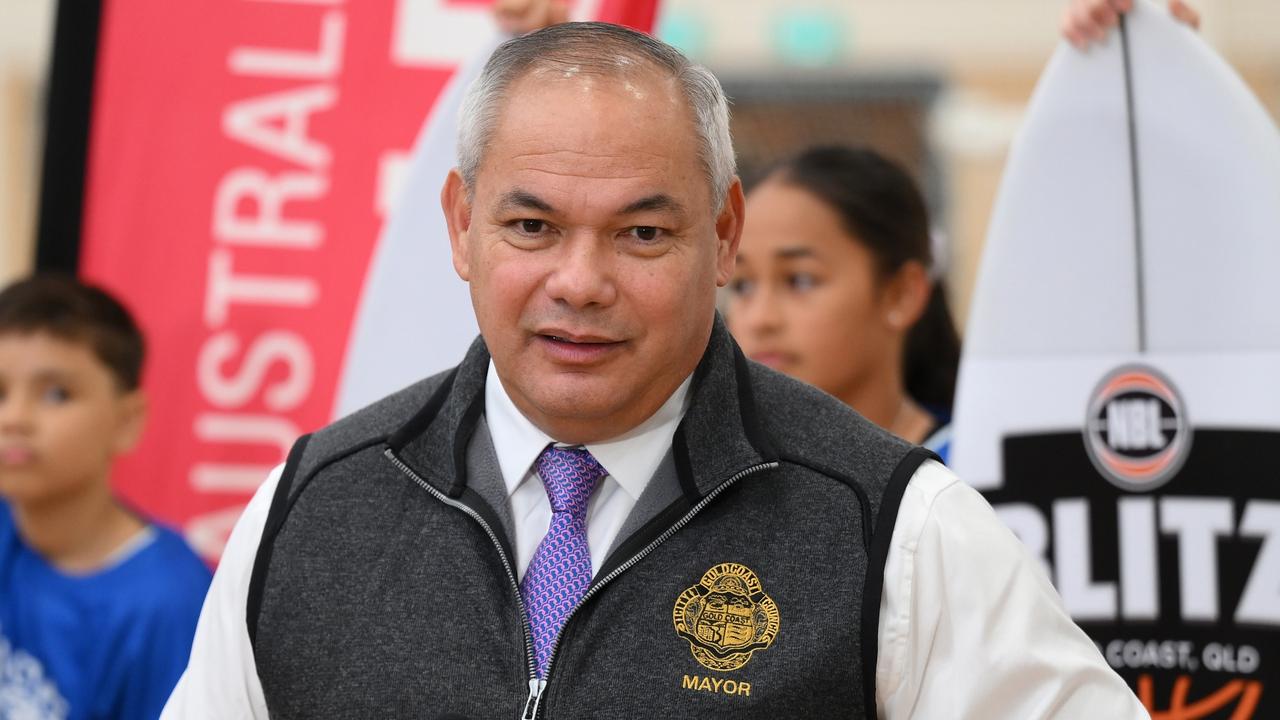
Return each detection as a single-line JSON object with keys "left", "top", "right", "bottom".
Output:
{"left": 536, "top": 331, "right": 624, "bottom": 363}
{"left": 546, "top": 335, "right": 615, "bottom": 344}
{"left": 538, "top": 329, "right": 619, "bottom": 345}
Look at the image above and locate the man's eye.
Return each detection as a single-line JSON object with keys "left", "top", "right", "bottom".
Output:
{"left": 630, "top": 226, "right": 662, "bottom": 242}
{"left": 519, "top": 220, "right": 546, "bottom": 234}
{"left": 42, "top": 386, "right": 70, "bottom": 404}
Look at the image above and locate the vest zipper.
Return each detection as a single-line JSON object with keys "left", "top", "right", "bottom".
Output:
{"left": 530, "top": 460, "right": 780, "bottom": 719}
{"left": 388, "top": 445, "right": 777, "bottom": 719}
{"left": 522, "top": 677, "right": 545, "bottom": 719}
{"left": 382, "top": 448, "right": 540, "bottom": 701}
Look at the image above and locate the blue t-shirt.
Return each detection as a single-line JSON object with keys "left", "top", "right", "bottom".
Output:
{"left": 0, "top": 502, "right": 211, "bottom": 720}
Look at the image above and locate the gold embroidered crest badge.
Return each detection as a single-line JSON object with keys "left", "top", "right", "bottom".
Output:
{"left": 673, "top": 563, "right": 780, "bottom": 671}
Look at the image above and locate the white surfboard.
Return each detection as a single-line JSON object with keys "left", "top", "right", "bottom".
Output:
{"left": 953, "top": 0, "right": 1280, "bottom": 486}
{"left": 951, "top": 1, "right": 1280, "bottom": 714}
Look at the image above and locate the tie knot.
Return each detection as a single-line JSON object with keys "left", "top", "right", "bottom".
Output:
{"left": 535, "top": 446, "right": 606, "bottom": 515}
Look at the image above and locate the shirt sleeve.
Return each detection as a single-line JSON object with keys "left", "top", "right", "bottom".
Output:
{"left": 875, "top": 460, "right": 1151, "bottom": 719}
{"left": 160, "top": 464, "right": 281, "bottom": 719}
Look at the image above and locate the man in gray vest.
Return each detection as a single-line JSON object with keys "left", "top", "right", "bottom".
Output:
{"left": 164, "top": 22, "right": 1148, "bottom": 719}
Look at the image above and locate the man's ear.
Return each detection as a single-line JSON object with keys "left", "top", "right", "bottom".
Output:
{"left": 882, "top": 260, "right": 931, "bottom": 332}
{"left": 442, "top": 169, "right": 474, "bottom": 281}
{"left": 111, "top": 389, "right": 147, "bottom": 456}
{"left": 714, "top": 178, "right": 746, "bottom": 287}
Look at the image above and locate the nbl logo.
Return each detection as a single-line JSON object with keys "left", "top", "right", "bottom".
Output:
{"left": 1084, "top": 365, "right": 1191, "bottom": 492}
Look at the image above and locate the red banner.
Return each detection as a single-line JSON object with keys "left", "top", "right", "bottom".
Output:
{"left": 80, "top": 0, "right": 657, "bottom": 562}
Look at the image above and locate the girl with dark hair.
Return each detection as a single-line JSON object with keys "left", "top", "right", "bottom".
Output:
{"left": 727, "top": 146, "right": 961, "bottom": 460}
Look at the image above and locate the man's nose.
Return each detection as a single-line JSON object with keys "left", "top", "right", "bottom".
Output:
{"left": 543, "top": 233, "right": 618, "bottom": 309}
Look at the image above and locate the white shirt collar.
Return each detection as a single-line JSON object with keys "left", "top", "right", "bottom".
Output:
{"left": 484, "top": 361, "right": 692, "bottom": 503}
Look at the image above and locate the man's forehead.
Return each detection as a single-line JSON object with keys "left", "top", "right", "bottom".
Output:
{"left": 474, "top": 157, "right": 706, "bottom": 217}
{"left": 493, "top": 187, "right": 691, "bottom": 221}
{"left": 472, "top": 78, "right": 706, "bottom": 201}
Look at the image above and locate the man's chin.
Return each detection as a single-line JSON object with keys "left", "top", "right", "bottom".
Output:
{"left": 518, "top": 383, "right": 636, "bottom": 441}
{"left": 529, "top": 387, "right": 624, "bottom": 422}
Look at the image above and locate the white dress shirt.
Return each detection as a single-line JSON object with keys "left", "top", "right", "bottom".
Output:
{"left": 487, "top": 363, "right": 693, "bottom": 578}
{"left": 163, "top": 364, "right": 1147, "bottom": 719}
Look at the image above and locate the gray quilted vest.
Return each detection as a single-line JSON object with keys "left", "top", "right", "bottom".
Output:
{"left": 247, "top": 318, "right": 929, "bottom": 719}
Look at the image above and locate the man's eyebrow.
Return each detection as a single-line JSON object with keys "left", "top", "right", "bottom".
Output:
{"left": 618, "top": 194, "right": 687, "bottom": 218}
{"left": 496, "top": 189, "right": 554, "bottom": 214}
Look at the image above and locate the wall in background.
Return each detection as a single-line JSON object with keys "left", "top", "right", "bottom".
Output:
{"left": 0, "top": 0, "right": 56, "bottom": 286}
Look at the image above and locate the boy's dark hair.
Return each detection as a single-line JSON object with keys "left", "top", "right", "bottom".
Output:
{"left": 0, "top": 274, "right": 145, "bottom": 391}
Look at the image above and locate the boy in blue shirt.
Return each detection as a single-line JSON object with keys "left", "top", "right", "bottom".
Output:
{"left": 0, "top": 275, "right": 210, "bottom": 720}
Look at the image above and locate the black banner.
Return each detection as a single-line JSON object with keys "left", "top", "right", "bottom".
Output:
{"left": 988, "top": 429, "right": 1278, "bottom": 718}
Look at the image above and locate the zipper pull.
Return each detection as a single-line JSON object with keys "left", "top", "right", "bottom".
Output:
{"left": 522, "top": 678, "right": 545, "bottom": 719}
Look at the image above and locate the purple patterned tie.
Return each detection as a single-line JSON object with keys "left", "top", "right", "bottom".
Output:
{"left": 520, "top": 445, "right": 607, "bottom": 678}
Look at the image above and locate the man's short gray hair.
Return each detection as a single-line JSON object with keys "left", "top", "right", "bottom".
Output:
{"left": 457, "top": 22, "right": 735, "bottom": 208}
